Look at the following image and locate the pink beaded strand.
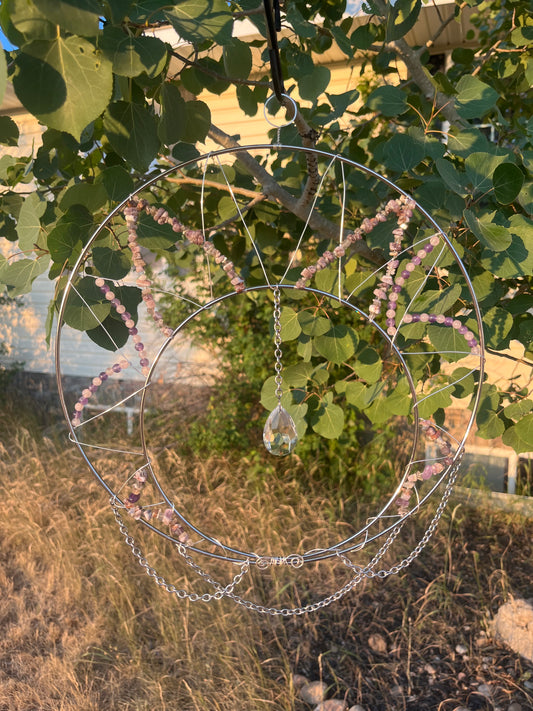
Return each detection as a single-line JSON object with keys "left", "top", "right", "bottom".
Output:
{"left": 396, "top": 419, "right": 455, "bottom": 514}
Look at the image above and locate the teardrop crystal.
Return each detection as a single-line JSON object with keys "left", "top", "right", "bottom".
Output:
{"left": 263, "top": 405, "right": 298, "bottom": 456}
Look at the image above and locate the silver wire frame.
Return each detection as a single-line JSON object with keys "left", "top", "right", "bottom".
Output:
{"left": 55, "top": 144, "right": 485, "bottom": 567}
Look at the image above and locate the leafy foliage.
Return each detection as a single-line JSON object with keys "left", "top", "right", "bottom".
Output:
{"left": 0, "top": 0, "right": 532, "bottom": 453}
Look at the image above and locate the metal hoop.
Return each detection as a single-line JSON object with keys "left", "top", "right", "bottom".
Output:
{"left": 55, "top": 143, "right": 485, "bottom": 606}
{"left": 263, "top": 94, "right": 298, "bottom": 128}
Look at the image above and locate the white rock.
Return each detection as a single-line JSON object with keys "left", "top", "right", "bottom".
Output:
{"left": 348, "top": 706, "right": 365, "bottom": 711}
{"left": 455, "top": 644, "right": 468, "bottom": 655}
{"left": 300, "top": 681, "right": 328, "bottom": 705}
{"left": 508, "top": 703, "right": 522, "bottom": 711}
{"left": 477, "top": 683, "right": 493, "bottom": 698}
{"left": 314, "top": 701, "right": 347, "bottom": 711}
{"left": 367, "top": 633, "right": 387, "bottom": 654}
{"left": 293, "top": 674, "right": 310, "bottom": 690}
{"left": 493, "top": 598, "right": 533, "bottom": 663}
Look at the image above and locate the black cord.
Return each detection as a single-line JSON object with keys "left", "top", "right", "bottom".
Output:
{"left": 263, "top": 0, "right": 286, "bottom": 101}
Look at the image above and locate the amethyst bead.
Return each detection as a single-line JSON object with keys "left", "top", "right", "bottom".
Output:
{"left": 99, "top": 371, "right": 109, "bottom": 381}
{"left": 392, "top": 285, "right": 401, "bottom": 293}
{"left": 444, "top": 317, "right": 453, "bottom": 326}
{"left": 429, "top": 315, "right": 437, "bottom": 323}
{"left": 134, "top": 343, "right": 144, "bottom": 351}
{"left": 128, "top": 493, "right": 141, "bottom": 504}
{"left": 412, "top": 256, "right": 422, "bottom": 265}
{"left": 458, "top": 325, "right": 468, "bottom": 335}
{"left": 401, "top": 270, "right": 410, "bottom": 279}
{"left": 140, "top": 358, "right": 149, "bottom": 367}
{"left": 129, "top": 327, "right": 138, "bottom": 336}
{"left": 112, "top": 363, "right": 122, "bottom": 373}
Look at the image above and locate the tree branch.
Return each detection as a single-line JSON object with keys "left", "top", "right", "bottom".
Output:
{"left": 418, "top": 2, "right": 468, "bottom": 56}
{"left": 205, "top": 118, "right": 379, "bottom": 263}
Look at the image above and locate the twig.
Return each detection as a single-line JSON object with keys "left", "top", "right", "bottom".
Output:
{"left": 165, "top": 176, "right": 264, "bottom": 200}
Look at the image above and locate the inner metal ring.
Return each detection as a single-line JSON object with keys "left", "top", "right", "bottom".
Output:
{"left": 139, "top": 284, "right": 421, "bottom": 564}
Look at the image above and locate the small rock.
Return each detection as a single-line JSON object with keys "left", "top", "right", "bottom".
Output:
{"left": 368, "top": 633, "right": 387, "bottom": 654}
{"left": 293, "top": 674, "right": 310, "bottom": 690}
{"left": 477, "top": 683, "right": 493, "bottom": 698}
{"left": 524, "top": 680, "right": 533, "bottom": 690}
{"left": 508, "top": 703, "right": 522, "bottom": 711}
{"left": 390, "top": 684, "right": 403, "bottom": 697}
{"left": 348, "top": 706, "right": 365, "bottom": 711}
{"left": 314, "top": 701, "right": 347, "bottom": 711}
{"left": 455, "top": 644, "right": 468, "bottom": 655}
{"left": 493, "top": 598, "right": 533, "bottom": 663}
{"left": 424, "top": 663, "right": 436, "bottom": 675}
{"left": 300, "top": 681, "right": 328, "bottom": 705}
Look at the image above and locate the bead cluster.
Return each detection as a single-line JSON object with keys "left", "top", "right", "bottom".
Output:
{"left": 130, "top": 197, "right": 245, "bottom": 293}
{"left": 121, "top": 466, "right": 190, "bottom": 544}
{"left": 70, "top": 277, "right": 150, "bottom": 427}
{"left": 295, "top": 195, "right": 415, "bottom": 289}
{"left": 402, "top": 312, "right": 480, "bottom": 354}
{"left": 396, "top": 420, "right": 455, "bottom": 514}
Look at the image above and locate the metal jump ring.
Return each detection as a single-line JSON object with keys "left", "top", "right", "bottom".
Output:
{"left": 263, "top": 93, "right": 298, "bottom": 128}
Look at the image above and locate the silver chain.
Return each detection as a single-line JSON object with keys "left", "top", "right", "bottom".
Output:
{"left": 273, "top": 286, "right": 284, "bottom": 403}
{"left": 110, "top": 453, "right": 463, "bottom": 615}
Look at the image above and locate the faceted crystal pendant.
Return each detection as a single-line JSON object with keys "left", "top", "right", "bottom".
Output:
{"left": 263, "top": 404, "right": 298, "bottom": 456}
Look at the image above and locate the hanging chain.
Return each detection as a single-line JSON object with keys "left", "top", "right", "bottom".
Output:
{"left": 110, "top": 453, "right": 463, "bottom": 615}
{"left": 273, "top": 286, "right": 283, "bottom": 404}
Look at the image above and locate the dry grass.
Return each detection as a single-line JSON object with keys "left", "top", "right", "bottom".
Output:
{"left": 0, "top": 396, "right": 532, "bottom": 711}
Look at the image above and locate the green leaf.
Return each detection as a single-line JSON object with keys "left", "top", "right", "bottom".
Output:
{"left": 283, "top": 362, "right": 314, "bottom": 388}
{"left": 158, "top": 82, "right": 187, "bottom": 146}
{"left": 344, "top": 380, "right": 370, "bottom": 409}
{"left": 298, "top": 310, "right": 331, "bottom": 337}
{"left": 33, "top": 0, "right": 100, "bottom": 36}
{"left": 447, "top": 128, "right": 490, "bottom": 158}
{"left": 299, "top": 65, "right": 330, "bottom": 102}
{"left": 353, "top": 346, "right": 382, "bottom": 384}
{"left": 181, "top": 100, "right": 211, "bottom": 144}
{"left": 92, "top": 247, "right": 131, "bottom": 280}
{"left": 0, "top": 47, "right": 7, "bottom": 106}
{"left": 0, "top": 116, "right": 19, "bottom": 146}
{"left": 493, "top": 163, "right": 524, "bottom": 204}
{"left": 311, "top": 394, "right": 344, "bottom": 439}
{"left": 103, "top": 101, "right": 160, "bottom": 171}
{"left": 502, "top": 415, "right": 533, "bottom": 454}
{"left": 63, "top": 277, "right": 111, "bottom": 331}
{"left": 483, "top": 307, "right": 513, "bottom": 349}
{"left": 504, "top": 399, "right": 533, "bottom": 421}
{"left": 379, "top": 133, "right": 425, "bottom": 172}
{"left": 164, "top": 0, "right": 233, "bottom": 45}
{"left": 366, "top": 85, "right": 407, "bottom": 117}
{"left": 330, "top": 26, "right": 353, "bottom": 57}
{"left": 435, "top": 158, "right": 467, "bottom": 196}
{"left": 413, "top": 284, "right": 461, "bottom": 314}
{"left": 86, "top": 314, "right": 130, "bottom": 351}
{"left": 95, "top": 166, "right": 134, "bottom": 203}
{"left": 48, "top": 206, "right": 93, "bottom": 265}
{"left": 476, "top": 410, "right": 505, "bottom": 440}
{"left": 0, "top": 256, "right": 49, "bottom": 296}
{"left": 13, "top": 37, "right": 113, "bottom": 141}
{"left": 279, "top": 307, "right": 302, "bottom": 341}
{"left": 136, "top": 211, "right": 177, "bottom": 250}
{"left": 407, "top": 127, "right": 445, "bottom": 160}
{"left": 223, "top": 39, "right": 252, "bottom": 81}
{"left": 427, "top": 324, "right": 472, "bottom": 362}
{"left": 417, "top": 384, "right": 453, "bottom": 419}
{"left": 314, "top": 324, "right": 358, "bottom": 364}
{"left": 60, "top": 182, "right": 108, "bottom": 213}
{"left": 465, "top": 152, "right": 506, "bottom": 196}
{"left": 7, "top": 0, "right": 56, "bottom": 40}
{"left": 104, "top": 31, "right": 167, "bottom": 78}
{"left": 386, "top": 0, "right": 421, "bottom": 41}
{"left": 481, "top": 236, "right": 533, "bottom": 278}
{"left": 105, "top": 0, "right": 134, "bottom": 23}
{"left": 455, "top": 75, "right": 499, "bottom": 119}
{"left": 464, "top": 210, "right": 512, "bottom": 252}
{"left": 16, "top": 191, "right": 46, "bottom": 252}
